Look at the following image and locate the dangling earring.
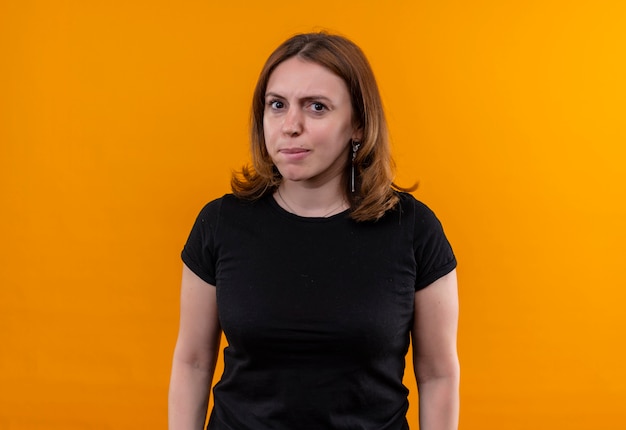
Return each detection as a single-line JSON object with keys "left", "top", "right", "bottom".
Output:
{"left": 351, "top": 140, "right": 361, "bottom": 193}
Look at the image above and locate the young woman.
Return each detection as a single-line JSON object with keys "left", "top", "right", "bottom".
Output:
{"left": 168, "top": 32, "right": 459, "bottom": 430}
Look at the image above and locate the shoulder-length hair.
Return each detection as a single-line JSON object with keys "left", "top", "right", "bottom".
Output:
{"left": 231, "top": 32, "right": 413, "bottom": 222}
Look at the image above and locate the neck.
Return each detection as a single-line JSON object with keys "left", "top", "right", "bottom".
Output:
{"left": 275, "top": 179, "right": 348, "bottom": 218}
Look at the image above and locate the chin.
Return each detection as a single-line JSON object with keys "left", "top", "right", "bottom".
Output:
{"left": 277, "top": 169, "right": 309, "bottom": 182}
{"left": 281, "top": 175, "right": 308, "bottom": 183}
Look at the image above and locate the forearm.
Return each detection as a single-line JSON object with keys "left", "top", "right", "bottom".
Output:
{"left": 168, "top": 357, "right": 213, "bottom": 430}
{"left": 417, "top": 373, "right": 460, "bottom": 430}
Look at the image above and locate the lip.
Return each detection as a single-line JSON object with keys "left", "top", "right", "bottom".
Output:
{"left": 279, "top": 147, "right": 309, "bottom": 154}
{"left": 278, "top": 147, "right": 310, "bottom": 160}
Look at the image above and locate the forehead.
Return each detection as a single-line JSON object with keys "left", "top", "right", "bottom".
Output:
{"left": 266, "top": 57, "right": 349, "bottom": 97}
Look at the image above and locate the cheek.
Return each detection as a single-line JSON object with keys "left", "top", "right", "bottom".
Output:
{"left": 262, "top": 120, "right": 277, "bottom": 159}
{"left": 263, "top": 117, "right": 277, "bottom": 143}
{"left": 262, "top": 123, "right": 271, "bottom": 148}
{"left": 324, "top": 123, "right": 354, "bottom": 146}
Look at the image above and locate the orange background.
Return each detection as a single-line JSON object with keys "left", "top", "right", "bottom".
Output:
{"left": 1, "top": 1, "right": 625, "bottom": 429}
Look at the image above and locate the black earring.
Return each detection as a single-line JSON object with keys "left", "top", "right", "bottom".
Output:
{"left": 351, "top": 140, "right": 361, "bottom": 193}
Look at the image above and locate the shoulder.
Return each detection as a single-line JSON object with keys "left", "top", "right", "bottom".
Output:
{"left": 394, "top": 192, "right": 452, "bottom": 249}
{"left": 195, "top": 193, "right": 253, "bottom": 217}
{"left": 191, "top": 194, "right": 237, "bottom": 232}
{"left": 184, "top": 194, "right": 251, "bottom": 251}
{"left": 394, "top": 192, "right": 442, "bottom": 225}
{"left": 194, "top": 193, "right": 272, "bottom": 231}
{"left": 395, "top": 193, "right": 457, "bottom": 289}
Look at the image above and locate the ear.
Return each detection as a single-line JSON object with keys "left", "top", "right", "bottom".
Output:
{"left": 351, "top": 128, "right": 363, "bottom": 142}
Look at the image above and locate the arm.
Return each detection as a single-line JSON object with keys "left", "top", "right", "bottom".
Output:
{"left": 412, "top": 269, "right": 460, "bottom": 430}
{"left": 168, "top": 264, "right": 222, "bottom": 430}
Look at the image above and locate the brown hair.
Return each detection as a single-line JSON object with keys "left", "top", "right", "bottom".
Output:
{"left": 231, "top": 32, "right": 414, "bottom": 221}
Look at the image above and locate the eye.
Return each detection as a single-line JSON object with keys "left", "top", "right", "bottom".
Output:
{"left": 310, "top": 102, "right": 327, "bottom": 112}
{"left": 268, "top": 100, "right": 284, "bottom": 110}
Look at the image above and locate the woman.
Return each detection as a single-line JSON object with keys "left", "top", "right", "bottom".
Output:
{"left": 169, "top": 32, "right": 459, "bottom": 430}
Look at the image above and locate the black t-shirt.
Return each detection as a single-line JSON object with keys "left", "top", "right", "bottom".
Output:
{"left": 182, "top": 192, "right": 456, "bottom": 430}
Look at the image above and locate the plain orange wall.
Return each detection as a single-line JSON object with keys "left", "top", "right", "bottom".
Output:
{"left": 1, "top": 1, "right": 625, "bottom": 429}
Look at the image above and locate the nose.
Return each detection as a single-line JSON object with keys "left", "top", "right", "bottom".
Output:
{"left": 281, "top": 107, "right": 303, "bottom": 137}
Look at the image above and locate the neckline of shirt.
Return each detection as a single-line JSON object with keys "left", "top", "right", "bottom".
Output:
{"left": 264, "top": 193, "right": 350, "bottom": 223}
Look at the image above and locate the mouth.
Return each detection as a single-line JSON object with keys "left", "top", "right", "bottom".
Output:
{"left": 279, "top": 148, "right": 310, "bottom": 154}
{"left": 278, "top": 147, "right": 310, "bottom": 161}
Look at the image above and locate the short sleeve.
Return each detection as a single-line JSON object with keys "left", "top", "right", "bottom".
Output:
{"left": 181, "top": 199, "right": 223, "bottom": 286}
{"left": 411, "top": 198, "right": 457, "bottom": 291}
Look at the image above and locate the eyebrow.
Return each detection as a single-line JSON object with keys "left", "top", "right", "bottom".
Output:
{"left": 265, "top": 92, "right": 333, "bottom": 103}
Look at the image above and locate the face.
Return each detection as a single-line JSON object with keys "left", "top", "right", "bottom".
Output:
{"left": 263, "top": 57, "right": 362, "bottom": 187}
